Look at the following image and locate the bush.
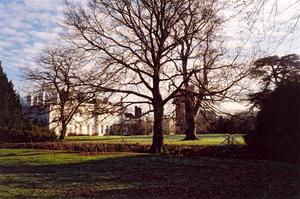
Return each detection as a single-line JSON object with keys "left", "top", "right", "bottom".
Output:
{"left": 28, "top": 125, "right": 57, "bottom": 142}
{"left": 0, "top": 124, "right": 57, "bottom": 143}
{"left": 244, "top": 81, "right": 300, "bottom": 161}
{"left": 0, "top": 128, "right": 23, "bottom": 143}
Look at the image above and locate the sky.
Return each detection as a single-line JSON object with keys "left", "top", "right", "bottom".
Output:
{"left": 0, "top": 0, "right": 64, "bottom": 93}
{"left": 0, "top": 0, "right": 300, "bottom": 108}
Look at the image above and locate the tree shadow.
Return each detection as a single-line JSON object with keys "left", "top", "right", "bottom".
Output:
{"left": 0, "top": 152, "right": 299, "bottom": 199}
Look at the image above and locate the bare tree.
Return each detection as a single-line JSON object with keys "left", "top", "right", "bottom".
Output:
{"left": 176, "top": 2, "right": 222, "bottom": 140}
{"left": 178, "top": 33, "right": 252, "bottom": 139}
{"left": 63, "top": 0, "right": 223, "bottom": 152}
{"left": 24, "top": 47, "right": 96, "bottom": 140}
{"left": 174, "top": 2, "right": 253, "bottom": 140}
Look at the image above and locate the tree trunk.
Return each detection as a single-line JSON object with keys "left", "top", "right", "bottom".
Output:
{"left": 181, "top": 45, "right": 198, "bottom": 140}
{"left": 183, "top": 97, "right": 198, "bottom": 140}
{"left": 59, "top": 121, "right": 67, "bottom": 140}
{"left": 150, "top": 94, "right": 164, "bottom": 153}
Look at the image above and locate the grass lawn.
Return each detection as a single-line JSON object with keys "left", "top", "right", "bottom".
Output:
{"left": 0, "top": 149, "right": 299, "bottom": 198}
{"left": 65, "top": 134, "right": 245, "bottom": 146}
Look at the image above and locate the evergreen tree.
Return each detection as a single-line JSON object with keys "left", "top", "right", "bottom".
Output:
{"left": 245, "top": 54, "right": 300, "bottom": 161}
{"left": 0, "top": 61, "right": 24, "bottom": 131}
{"left": 244, "top": 80, "right": 300, "bottom": 161}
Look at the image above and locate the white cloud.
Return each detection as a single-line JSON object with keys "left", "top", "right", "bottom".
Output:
{"left": 33, "top": 31, "right": 60, "bottom": 41}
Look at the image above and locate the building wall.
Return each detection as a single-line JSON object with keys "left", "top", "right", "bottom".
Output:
{"left": 48, "top": 103, "right": 120, "bottom": 136}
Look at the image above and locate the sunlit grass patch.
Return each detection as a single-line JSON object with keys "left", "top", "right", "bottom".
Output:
{"left": 0, "top": 149, "right": 141, "bottom": 166}
{"left": 65, "top": 134, "right": 245, "bottom": 145}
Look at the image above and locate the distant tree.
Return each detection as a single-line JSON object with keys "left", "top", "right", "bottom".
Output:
{"left": 209, "top": 116, "right": 234, "bottom": 134}
{"left": 209, "top": 112, "right": 255, "bottom": 134}
{"left": 0, "top": 61, "right": 24, "bottom": 131}
{"left": 24, "top": 47, "right": 96, "bottom": 140}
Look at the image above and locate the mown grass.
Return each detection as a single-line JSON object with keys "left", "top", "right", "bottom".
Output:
{"left": 65, "top": 134, "right": 244, "bottom": 146}
{"left": 0, "top": 149, "right": 299, "bottom": 198}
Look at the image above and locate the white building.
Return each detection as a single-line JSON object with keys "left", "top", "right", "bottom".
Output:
{"left": 23, "top": 91, "right": 122, "bottom": 136}
{"left": 49, "top": 102, "right": 121, "bottom": 136}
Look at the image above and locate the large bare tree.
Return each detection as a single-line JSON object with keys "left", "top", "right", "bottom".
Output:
{"left": 63, "top": 0, "right": 221, "bottom": 152}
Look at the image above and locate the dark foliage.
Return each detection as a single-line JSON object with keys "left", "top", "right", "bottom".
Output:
{"left": 0, "top": 62, "right": 24, "bottom": 131}
{"left": 209, "top": 116, "right": 235, "bottom": 134}
{"left": 245, "top": 81, "right": 300, "bottom": 161}
{"left": 208, "top": 113, "right": 255, "bottom": 134}
{"left": 0, "top": 123, "right": 57, "bottom": 143}
{"left": 0, "top": 62, "right": 57, "bottom": 143}
{"left": 246, "top": 54, "right": 300, "bottom": 161}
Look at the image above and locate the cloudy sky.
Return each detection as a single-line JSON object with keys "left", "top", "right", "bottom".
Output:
{"left": 1, "top": 0, "right": 300, "bottom": 96}
{"left": 0, "top": 0, "right": 64, "bottom": 92}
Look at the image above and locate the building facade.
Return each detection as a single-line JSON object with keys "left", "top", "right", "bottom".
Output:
{"left": 23, "top": 91, "right": 121, "bottom": 136}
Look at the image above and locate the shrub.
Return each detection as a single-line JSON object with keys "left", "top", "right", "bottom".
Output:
{"left": 0, "top": 124, "right": 57, "bottom": 143}
{"left": 28, "top": 125, "right": 57, "bottom": 142}
{"left": 0, "top": 128, "right": 24, "bottom": 143}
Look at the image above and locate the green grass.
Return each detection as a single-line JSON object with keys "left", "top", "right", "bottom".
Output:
{"left": 65, "top": 134, "right": 244, "bottom": 145}
{"left": 0, "top": 149, "right": 299, "bottom": 198}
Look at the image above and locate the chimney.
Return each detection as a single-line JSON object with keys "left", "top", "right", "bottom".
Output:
{"left": 135, "top": 106, "right": 142, "bottom": 118}
{"left": 26, "top": 95, "right": 31, "bottom": 106}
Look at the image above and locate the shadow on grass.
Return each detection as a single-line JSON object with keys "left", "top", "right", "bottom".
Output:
{"left": 0, "top": 151, "right": 299, "bottom": 199}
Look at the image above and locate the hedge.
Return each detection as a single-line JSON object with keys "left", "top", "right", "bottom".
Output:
{"left": 0, "top": 142, "right": 257, "bottom": 158}
{"left": 0, "top": 142, "right": 298, "bottom": 163}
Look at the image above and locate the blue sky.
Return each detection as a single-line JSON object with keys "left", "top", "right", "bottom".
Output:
{"left": 1, "top": 0, "right": 300, "bottom": 98}
{"left": 0, "top": 0, "right": 64, "bottom": 93}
